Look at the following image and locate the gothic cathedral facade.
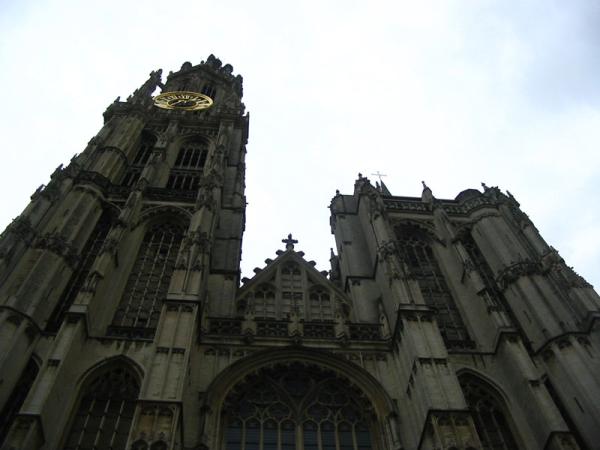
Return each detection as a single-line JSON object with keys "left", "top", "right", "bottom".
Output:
{"left": 1, "top": 56, "right": 599, "bottom": 450}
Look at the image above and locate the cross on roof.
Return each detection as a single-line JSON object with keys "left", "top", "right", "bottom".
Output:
{"left": 371, "top": 171, "right": 387, "bottom": 184}
{"left": 282, "top": 233, "right": 298, "bottom": 250}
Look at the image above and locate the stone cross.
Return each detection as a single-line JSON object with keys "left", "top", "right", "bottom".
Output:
{"left": 282, "top": 233, "right": 298, "bottom": 251}
{"left": 371, "top": 171, "right": 387, "bottom": 184}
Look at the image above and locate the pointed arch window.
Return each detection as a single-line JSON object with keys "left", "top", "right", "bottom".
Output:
{"left": 62, "top": 366, "right": 139, "bottom": 450}
{"left": 122, "top": 133, "right": 157, "bottom": 188}
{"left": 280, "top": 263, "right": 304, "bottom": 318}
{"left": 459, "top": 374, "right": 520, "bottom": 450}
{"left": 460, "top": 231, "right": 518, "bottom": 318}
{"left": 47, "top": 212, "right": 112, "bottom": 332}
{"left": 108, "top": 223, "right": 183, "bottom": 339}
{"left": 394, "top": 224, "right": 470, "bottom": 348}
{"left": 166, "top": 138, "right": 208, "bottom": 191}
{"left": 253, "top": 284, "right": 276, "bottom": 319}
{"left": 461, "top": 232, "right": 501, "bottom": 295}
{"left": 308, "top": 286, "right": 333, "bottom": 321}
{"left": 222, "top": 363, "right": 376, "bottom": 450}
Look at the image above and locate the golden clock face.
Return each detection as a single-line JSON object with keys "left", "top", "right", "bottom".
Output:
{"left": 153, "top": 91, "right": 213, "bottom": 111}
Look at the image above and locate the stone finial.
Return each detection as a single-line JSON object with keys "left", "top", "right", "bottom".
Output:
{"left": 421, "top": 181, "right": 433, "bottom": 204}
{"left": 130, "top": 69, "right": 163, "bottom": 103}
{"left": 282, "top": 233, "right": 298, "bottom": 251}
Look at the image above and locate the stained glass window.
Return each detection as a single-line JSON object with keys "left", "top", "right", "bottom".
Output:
{"left": 395, "top": 224, "right": 470, "bottom": 348}
{"left": 108, "top": 223, "right": 182, "bottom": 339}
{"left": 63, "top": 367, "right": 139, "bottom": 450}
{"left": 223, "top": 363, "right": 375, "bottom": 450}
{"left": 460, "top": 374, "right": 520, "bottom": 450}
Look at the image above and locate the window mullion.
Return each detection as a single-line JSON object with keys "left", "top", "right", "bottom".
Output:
{"left": 109, "top": 399, "right": 126, "bottom": 449}
{"left": 93, "top": 398, "right": 110, "bottom": 448}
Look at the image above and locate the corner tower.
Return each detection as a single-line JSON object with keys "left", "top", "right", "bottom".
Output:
{"left": 329, "top": 175, "right": 600, "bottom": 449}
{"left": 0, "top": 55, "right": 248, "bottom": 449}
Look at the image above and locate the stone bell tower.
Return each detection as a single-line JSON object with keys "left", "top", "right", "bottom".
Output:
{"left": 0, "top": 55, "right": 248, "bottom": 449}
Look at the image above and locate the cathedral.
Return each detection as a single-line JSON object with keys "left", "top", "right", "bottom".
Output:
{"left": 1, "top": 55, "right": 600, "bottom": 450}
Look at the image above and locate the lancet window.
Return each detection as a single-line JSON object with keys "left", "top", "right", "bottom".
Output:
{"left": 108, "top": 222, "right": 183, "bottom": 339}
{"left": 460, "top": 232, "right": 511, "bottom": 315}
{"left": 0, "top": 358, "right": 39, "bottom": 443}
{"left": 459, "top": 374, "right": 520, "bottom": 450}
{"left": 281, "top": 262, "right": 304, "bottom": 318}
{"left": 122, "top": 133, "right": 157, "bottom": 187}
{"left": 222, "top": 363, "right": 375, "bottom": 450}
{"left": 47, "top": 212, "right": 112, "bottom": 332}
{"left": 166, "top": 138, "right": 208, "bottom": 191}
{"left": 308, "top": 287, "right": 333, "bottom": 321}
{"left": 62, "top": 366, "right": 139, "bottom": 450}
{"left": 253, "top": 284, "right": 276, "bottom": 318}
{"left": 461, "top": 232, "right": 500, "bottom": 294}
{"left": 394, "top": 224, "right": 470, "bottom": 348}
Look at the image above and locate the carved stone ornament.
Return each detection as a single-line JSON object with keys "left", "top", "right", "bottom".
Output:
{"left": 371, "top": 191, "right": 387, "bottom": 218}
{"left": 100, "top": 237, "right": 119, "bottom": 256}
{"left": 543, "top": 247, "right": 593, "bottom": 289}
{"left": 378, "top": 240, "right": 410, "bottom": 281}
{"left": 176, "top": 231, "right": 211, "bottom": 270}
{"left": 34, "top": 232, "right": 79, "bottom": 267}
{"left": 496, "top": 260, "right": 542, "bottom": 289}
{"left": 81, "top": 271, "right": 103, "bottom": 293}
{"left": 130, "top": 68, "right": 163, "bottom": 103}
{"left": 0, "top": 217, "right": 35, "bottom": 257}
{"left": 194, "top": 189, "right": 216, "bottom": 211}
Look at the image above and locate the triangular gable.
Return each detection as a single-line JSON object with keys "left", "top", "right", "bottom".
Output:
{"left": 236, "top": 249, "right": 352, "bottom": 320}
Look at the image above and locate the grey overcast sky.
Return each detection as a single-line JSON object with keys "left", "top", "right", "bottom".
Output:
{"left": 0, "top": 0, "right": 599, "bottom": 288}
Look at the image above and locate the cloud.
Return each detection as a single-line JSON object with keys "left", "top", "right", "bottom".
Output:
{"left": 0, "top": 0, "right": 598, "bottom": 288}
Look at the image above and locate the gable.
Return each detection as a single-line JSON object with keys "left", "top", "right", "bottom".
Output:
{"left": 236, "top": 251, "right": 352, "bottom": 321}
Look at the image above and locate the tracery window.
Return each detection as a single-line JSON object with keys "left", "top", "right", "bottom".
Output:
{"left": 394, "top": 224, "right": 470, "bottom": 348}
{"left": 47, "top": 212, "right": 112, "bottom": 332}
{"left": 0, "top": 358, "right": 39, "bottom": 444}
{"left": 459, "top": 374, "right": 520, "bottom": 450}
{"left": 253, "top": 284, "right": 276, "bottom": 318}
{"left": 308, "top": 287, "right": 333, "bottom": 321}
{"left": 222, "top": 363, "right": 375, "bottom": 450}
{"left": 166, "top": 138, "right": 208, "bottom": 191}
{"left": 62, "top": 366, "right": 139, "bottom": 450}
{"left": 461, "top": 233, "right": 501, "bottom": 295}
{"left": 108, "top": 223, "right": 183, "bottom": 339}
{"left": 122, "top": 133, "right": 156, "bottom": 187}
{"left": 281, "top": 263, "right": 304, "bottom": 318}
